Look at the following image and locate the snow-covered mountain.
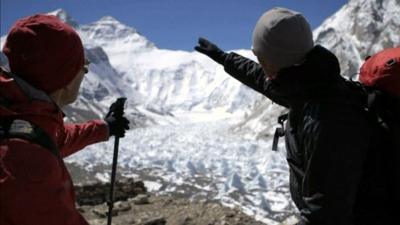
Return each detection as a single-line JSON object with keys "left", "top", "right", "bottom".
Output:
{"left": 1, "top": 9, "right": 259, "bottom": 125}
{"left": 48, "top": 8, "right": 79, "bottom": 28}
{"left": 235, "top": 0, "right": 400, "bottom": 139}
{"left": 77, "top": 14, "right": 259, "bottom": 116}
{"left": 79, "top": 15, "right": 156, "bottom": 55}
{"left": 314, "top": 0, "right": 400, "bottom": 79}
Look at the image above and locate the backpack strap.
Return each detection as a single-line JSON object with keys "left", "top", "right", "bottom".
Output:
{"left": 365, "top": 90, "right": 391, "bottom": 131}
{"left": 0, "top": 67, "right": 54, "bottom": 103}
{"left": 0, "top": 119, "right": 61, "bottom": 159}
{"left": 0, "top": 68, "right": 60, "bottom": 159}
{"left": 272, "top": 113, "right": 288, "bottom": 151}
{"left": 343, "top": 80, "right": 388, "bottom": 126}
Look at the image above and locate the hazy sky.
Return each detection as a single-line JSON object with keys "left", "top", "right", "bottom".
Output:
{"left": 0, "top": 0, "right": 348, "bottom": 51}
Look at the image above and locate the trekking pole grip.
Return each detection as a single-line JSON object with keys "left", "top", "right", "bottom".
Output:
{"left": 109, "top": 97, "right": 127, "bottom": 119}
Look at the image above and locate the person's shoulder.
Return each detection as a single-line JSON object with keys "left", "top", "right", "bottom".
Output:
{"left": 304, "top": 93, "right": 368, "bottom": 124}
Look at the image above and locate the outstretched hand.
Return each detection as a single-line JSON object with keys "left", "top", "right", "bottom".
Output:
{"left": 195, "top": 37, "right": 227, "bottom": 65}
{"left": 105, "top": 104, "right": 130, "bottom": 138}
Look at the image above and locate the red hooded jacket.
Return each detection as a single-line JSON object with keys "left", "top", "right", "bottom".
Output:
{"left": 0, "top": 71, "right": 109, "bottom": 225}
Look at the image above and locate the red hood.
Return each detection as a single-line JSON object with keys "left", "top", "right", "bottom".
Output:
{"left": 0, "top": 71, "right": 64, "bottom": 138}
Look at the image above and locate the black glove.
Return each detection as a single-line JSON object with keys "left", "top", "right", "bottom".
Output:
{"left": 195, "top": 37, "right": 227, "bottom": 65}
{"left": 105, "top": 109, "right": 130, "bottom": 138}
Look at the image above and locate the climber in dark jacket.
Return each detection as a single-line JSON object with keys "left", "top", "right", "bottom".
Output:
{"left": 195, "top": 7, "right": 394, "bottom": 225}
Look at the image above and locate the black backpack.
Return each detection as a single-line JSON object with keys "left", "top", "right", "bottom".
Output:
{"left": 0, "top": 68, "right": 60, "bottom": 159}
{"left": 0, "top": 118, "right": 60, "bottom": 159}
{"left": 272, "top": 48, "right": 400, "bottom": 203}
{"left": 357, "top": 48, "right": 400, "bottom": 203}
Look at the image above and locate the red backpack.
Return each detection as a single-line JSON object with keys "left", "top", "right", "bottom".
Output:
{"left": 360, "top": 47, "right": 400, "bottom": 97}
{"left": 358, "top": 47, "right": 400, "bottom": 203}
{"left": 359, "top": 47, "right": 400, "bottom": 133}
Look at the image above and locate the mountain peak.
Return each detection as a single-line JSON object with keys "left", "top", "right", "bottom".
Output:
{"left": 49, "top": 8, "right": 65, "bottom": 14}
{"left": 87, "top": 15, "right": 138, "bottom": 35}
{"left": 98, "top": 16, "right": 120, "bottom": 23}
{"left": 47, "top": 8, "right": 79, "bottom": 28}
{"left": 78, "top": 14, "right": 156, "bottom": 52}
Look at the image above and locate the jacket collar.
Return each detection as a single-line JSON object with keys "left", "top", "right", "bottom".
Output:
{"left": 268, "top": 45, "right": 343, "bottom": 108}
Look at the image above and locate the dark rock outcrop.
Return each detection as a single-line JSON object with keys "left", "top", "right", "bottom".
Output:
{"left": 75, "top": 178, "right": 147, "bottom": 206}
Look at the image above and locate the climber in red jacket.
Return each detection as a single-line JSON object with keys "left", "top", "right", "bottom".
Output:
{"left": 0, "top": 14, "right": 129, "bottom": 225}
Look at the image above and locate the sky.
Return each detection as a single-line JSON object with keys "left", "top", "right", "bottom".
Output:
{"left": 0, "top": 0, "right": 348, "bottom": 51}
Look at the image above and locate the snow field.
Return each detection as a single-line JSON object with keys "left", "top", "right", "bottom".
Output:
{"left": 66, "top": 117, "right": 295, "bottom": 223}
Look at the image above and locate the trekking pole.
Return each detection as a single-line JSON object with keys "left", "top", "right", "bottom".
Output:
{"left": 107, "top": 97, "right": 127, "bottom": 225}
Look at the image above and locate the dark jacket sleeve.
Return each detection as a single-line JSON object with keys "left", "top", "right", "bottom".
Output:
{"left": 297, "top": 104, "right": 370, "bottom": 225}
{"left": 223, "top": 52, "right": 289, "bottom": 107}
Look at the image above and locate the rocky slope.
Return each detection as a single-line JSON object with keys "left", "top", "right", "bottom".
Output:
{"left": 75, "top": 179, "right": 299, "bottom": 225}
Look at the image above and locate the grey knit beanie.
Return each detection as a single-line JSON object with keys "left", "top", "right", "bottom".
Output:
{"left": 252, "top": 7, "right": 314, "bottom": 70}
